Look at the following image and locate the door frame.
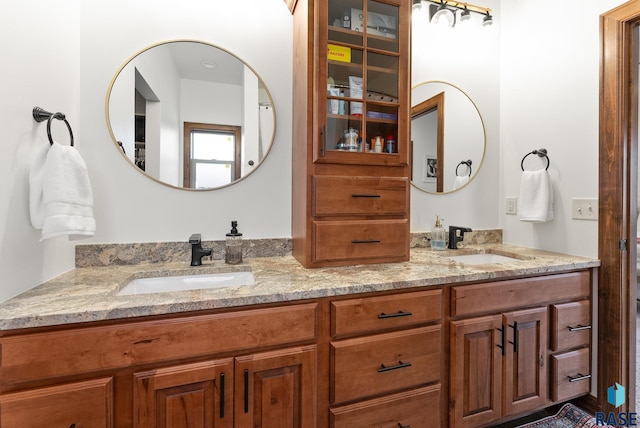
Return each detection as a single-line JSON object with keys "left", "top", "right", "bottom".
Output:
{"left": 599, "top": 0, "right": 639, "bottom": 413}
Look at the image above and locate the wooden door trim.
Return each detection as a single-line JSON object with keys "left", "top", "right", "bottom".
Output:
{"left": 599, "top": 0, "right": 640, "bottom": 413}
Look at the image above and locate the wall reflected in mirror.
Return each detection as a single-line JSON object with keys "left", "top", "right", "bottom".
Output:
{"left": 106, "top": 40, "right": 276, "bottom": 190}
{"left": 411, "top": 81, "right": 485, "bottom": 193}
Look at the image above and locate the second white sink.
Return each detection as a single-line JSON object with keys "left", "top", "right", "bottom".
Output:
{"left": 117, "top": 271, "right": 255, "bottom": 296}
{"left": 445, "top": 253, "right": 521, "bottom": 265}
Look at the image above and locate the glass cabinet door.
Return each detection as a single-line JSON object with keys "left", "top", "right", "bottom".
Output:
{"left": 322, "top": 0, "right": 403, "bottom": 164}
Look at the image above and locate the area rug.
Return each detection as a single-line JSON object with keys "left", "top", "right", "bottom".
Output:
{"left": 515, "top": 403, "right": 613, "bottom": 427}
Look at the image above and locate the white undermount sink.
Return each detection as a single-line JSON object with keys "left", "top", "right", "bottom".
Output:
{"left": 445, "top": 253, "right": 521, "bottom": 265}
{"left": 117, "top": 271, "right": 255, "bottom": 296}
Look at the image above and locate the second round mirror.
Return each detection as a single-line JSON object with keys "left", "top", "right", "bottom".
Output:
{"left": 411, "top": 81, "right": 485, "bottom": 194}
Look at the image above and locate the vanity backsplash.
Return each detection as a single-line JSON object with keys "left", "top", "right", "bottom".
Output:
{"left": 76, "top": 230, "right": 502, "bottom": 267}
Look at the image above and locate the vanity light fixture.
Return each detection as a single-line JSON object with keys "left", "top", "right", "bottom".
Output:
{"left": 459, "top": 7, "right": 472, "bottom": 22}
{"left": 482, "top": 11, "right": 493, "bottom": 26}
{"left": 430, "top": 1, "right": 456, "bottom": 27}
{"left": 412, "top": 0, "right": 425, "bottom": 13}
{"left": 416, "top": 0, "right": 493, "bottom": 28}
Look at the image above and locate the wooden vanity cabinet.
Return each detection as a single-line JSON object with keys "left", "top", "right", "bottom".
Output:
{"left": 0, "top": 303, "right": 318, "bottom": 428}
{"left": 449, "top": 271, "right": 592, "bottom": 428}
{"left": 288, "top": 0, "right": 411, "bottom": 267}
{"left": 0, "top": 377, "right": 113, "bottom": 428}
{"left": 329, "top": 289, "right": 443, "bottom": 428}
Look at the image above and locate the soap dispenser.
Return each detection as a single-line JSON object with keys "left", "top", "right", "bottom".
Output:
{"left": 225, "top": 221, "right": 243, "bottom": 264}
{"left": 431, "top": 215, "right": 446, "bottom": 250}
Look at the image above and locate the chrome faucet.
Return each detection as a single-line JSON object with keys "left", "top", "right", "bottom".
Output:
{"left": 448, "top": 226, "right": 472, "bottom": 250}
{"left": 189, "top": 233, "right": 212, "bottom": 266}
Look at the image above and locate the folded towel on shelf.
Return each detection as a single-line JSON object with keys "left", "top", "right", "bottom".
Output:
{"left": 453, "top": 175, "right": 469, "bottom": 190}
{"left": 518, "top": 169, "right": 553, "bottom": 223}
{"left": 29, "top": 142, "right": 95, "bottom": 241}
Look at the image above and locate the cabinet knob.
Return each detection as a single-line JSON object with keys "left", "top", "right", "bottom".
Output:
{"left": 397, "top": 423, "right": 411, "bottom": 428}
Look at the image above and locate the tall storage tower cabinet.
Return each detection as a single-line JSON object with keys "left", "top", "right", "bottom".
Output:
{"left": 286, "top": 0, "right": 411, "bottom": 268}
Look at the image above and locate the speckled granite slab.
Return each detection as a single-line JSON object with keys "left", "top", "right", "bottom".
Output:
{"left": 0, "top": 243, "right": 599, "bottom": 331}
{"left": 75, "top": 230, "right": 502, "bottom": 267}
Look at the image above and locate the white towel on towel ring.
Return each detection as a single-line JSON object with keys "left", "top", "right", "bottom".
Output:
{"left": 518, "top": 169, "right": 553, "bottom": 223}
{"left": 30, "top": 141, "right": 96, "bottom": 241}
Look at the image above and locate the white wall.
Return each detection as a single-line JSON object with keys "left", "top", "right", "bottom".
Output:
{"left": 411, "top": 0, "right": 502, "bottom": 232}
{"left": 78, "top": 0, "right": 293, "bottom": 246}
{"left": 0, "top": 0, "right": 629, "bottom": 303}
{"left": 0, "top": 1, "right": 81, "bottom": 302}
{"left": 499, "top": 0, "right": 624, "bottom": 257}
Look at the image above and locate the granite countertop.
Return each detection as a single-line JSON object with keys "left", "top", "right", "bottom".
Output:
{"left": 0, "top": 244, "right": 599, "bottom": 331}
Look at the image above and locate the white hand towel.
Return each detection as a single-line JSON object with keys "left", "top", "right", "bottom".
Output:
{"left": 37, "top": 142, "right": 96, "bottom": 241}
{"left": 453, "top": 175, "right": 469, "bottom": 190}
{"left": 519, "top": 169, "right": 553, "bottom": 223}
{"left": 29, "top": 143, "right": 50, "bottom": 229}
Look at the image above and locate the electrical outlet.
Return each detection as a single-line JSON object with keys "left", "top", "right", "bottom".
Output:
{"left": 505, "top": 197, "right": 517, "bottom": 215}
{"left": 571, "top": 198, "right": 598, "bottom": 221}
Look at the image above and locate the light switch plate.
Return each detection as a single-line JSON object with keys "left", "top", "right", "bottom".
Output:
{"left": 571, "top": 198, "right": 598, "bottom": 221}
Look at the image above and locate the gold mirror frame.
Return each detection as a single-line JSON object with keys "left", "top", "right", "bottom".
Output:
{"left": 410, "top": 80, "right": 486, "bottom": 194}
{"left": 105, "top": 39, "right": 277, "bottom": 191}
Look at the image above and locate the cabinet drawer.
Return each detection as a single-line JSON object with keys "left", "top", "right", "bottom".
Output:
{"left": 451, "top": 271, "right": 590, "bottom": 317}
{"left": 331, "top": 326, "right": 441, "bottom": 404}
{"left": 0, "top": 377, "right": 113, "bottom": 427}
{"left": 331, "top": 290, "right": 442, "bottom": 337}
{"left": 0, "top": 303, "right": 317, "bottom": 382}
{"left": 331, "top": 385, "right": 440, "bottom": 428}
{"left": 551, "top": 348, "right": 591, "bottom": 402}
{"left": 313, "top": 175, "right": 408, "bottom": 216}
{"left": 551, "top": 300, "right": 591, "bottom": 351}
{"left": 314, "top": 220, "right": 409, "bottom": 262}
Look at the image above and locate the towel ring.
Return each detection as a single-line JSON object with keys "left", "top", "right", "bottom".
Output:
{"left": 32, "top": 106, "right": 74, "bottom": 147}
{"left": 520, "top": 148, "right": 549, "bottom": 171}
{"left": 456, "top": 160, "right": 472, "bottom": 177}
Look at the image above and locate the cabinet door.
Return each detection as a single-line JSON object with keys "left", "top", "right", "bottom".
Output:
{"left": 235, "top": 345, "right": 316, "bottom": 428}
{"left": 450, "top": 315, "right": 502, "bottom": 428}
{"left": 0, "top": 377, "right": 113, "bottom": 428}
{"left": 503, "top": 307, "right": 548, "bottom": 416}
{"left": 133, "top": 358, "right": 233, "bottom": 428}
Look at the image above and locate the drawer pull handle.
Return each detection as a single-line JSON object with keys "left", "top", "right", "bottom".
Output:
{"left": 496, "top": 325, "right": 506, "bottom": 356}
{"left": 220, "top": 373, "right": 225, "bottom": 418}
{"left": 397, "top": 424, "right": 412, "bottom": 428}
{"left": 244, "top": 369, "right": 249, "bottom": 413}
{"left": 378, "top": 361, "right": 412, "bottom": 373}
{"left": 508, "top": 322, "right": 519, "bottom": 353}
{"left": 352, "top": 193, "right": 381, "bottom": 198}
{"left": 352, "top": 239, "right": 381, "bottom": 244}
{"left": 568, "top": 324, "right": 592, "bottom": 332}
{"left": 567, "top": 373, "right": 592, "bottom": 382}
{"left": 379, "top": 310, "right": 413, "bottom": 319}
